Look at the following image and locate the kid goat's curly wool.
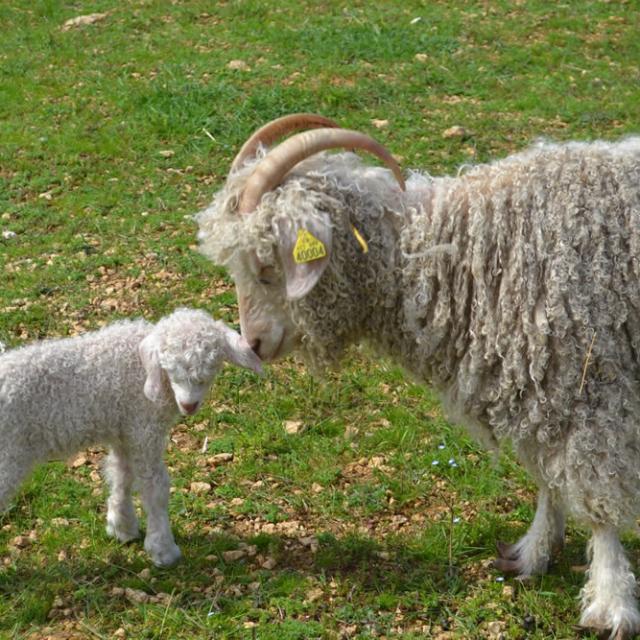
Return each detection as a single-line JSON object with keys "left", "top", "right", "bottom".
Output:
{"left": 197, "top": 115, "right": 640, "bottom": 639}
{"left": 0, "top": 308, "right": 262, "bottom": 566}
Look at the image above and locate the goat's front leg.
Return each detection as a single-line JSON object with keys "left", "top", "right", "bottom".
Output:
{"left": 494, "top": 487, "right": 565, "bottom": 577}
{"left": 579, "top": 525, "right": 640, "bottom": 639}
{"left": 104, "top": 447, "right": 140, "bottom": 543}
{"left": 135, "top": 453, "right": 181, "bottom": 568}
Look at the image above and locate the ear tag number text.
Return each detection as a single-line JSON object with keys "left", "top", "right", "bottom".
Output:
{"left": 293, "top": 228, "right": 327, "bottom": 264}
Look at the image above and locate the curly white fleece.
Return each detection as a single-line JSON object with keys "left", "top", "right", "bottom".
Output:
{"left": 198, "top": 136, "right": 640, "bottom": 636}
{"left": 0, "top": 307, "right": 248, "bottom": 567}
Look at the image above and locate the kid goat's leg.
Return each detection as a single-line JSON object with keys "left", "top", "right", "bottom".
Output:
{"left": 104, "top": 447, "right": 140, "bottom": 543}
{"left": 134, "top": 441, "right": 181, "bottom": 567}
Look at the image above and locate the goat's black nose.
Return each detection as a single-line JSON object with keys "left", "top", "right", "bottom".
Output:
{"left": 250, "top": 339, "right": 261, "bottom": 356}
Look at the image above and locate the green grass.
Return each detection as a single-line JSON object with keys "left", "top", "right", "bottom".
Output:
{"left": 1, "top": 0, "right": 639, "bottom": 638}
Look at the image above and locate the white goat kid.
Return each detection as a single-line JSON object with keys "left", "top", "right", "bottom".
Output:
{"left": 197, "top": 114, "right": 640, "bottom": 638}
{"left": 0, "top": 308, "right": 262, "bottom": 566}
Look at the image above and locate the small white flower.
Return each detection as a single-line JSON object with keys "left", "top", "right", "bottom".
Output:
{"left": 495, "top": 576, "right": 505, "bottom": 582}
{"left": 453, "top": 516, "right": 461, "bottom": 523}
{"left": 2, "top": 230, "right": 17, "bottom": 239}
{"left": 438, "top": 444, "right": 446, "bottom": 450}
{"left": 431, "top": 460, "right": 439, "bottom": 466}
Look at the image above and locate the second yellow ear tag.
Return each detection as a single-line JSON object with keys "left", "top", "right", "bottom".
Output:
{"left": 293, "top": 228, "right": 327, "bottom": 264}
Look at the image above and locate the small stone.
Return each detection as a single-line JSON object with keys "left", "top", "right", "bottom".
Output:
{"left": 51, "top": 517, "right": 69, "bottom": 527}
{"left": 2, "top": 230, "right": 16, "bottom": 239}
{"left": 61, "top": 13, "right": 107, "bottom": 30}
{"left": 113, "top": 629, "right": 126, "bottom": 639}
{"left": 442, "top": 125, "right": 471, "bottom": 140}
{"left": 71, "top": 453, "right": 88, "bottom": 468}
{"left": 124, "top": 588, "right": 151, "bottom": 604}
{"left": 370, "top": 119, "right": 389, "bottom": 129}
{"left": 190, "top": 481, "right": 211, "bottom": 495}
{"left": 284, "top": 420, "right": 304, "bottom": 435}
{"left": 222, "top": 549, "right": 246, "bottom": 562}
{"left": 158, "top": 150, "right": 175, "bottom": 158}
{"left": 11, "top": 535, "right": 32, "bottom": 548}
{"left": 415, "top": 53, "right": 428, "bottom": 62}
{"left": 305, "top": 587, "right": 324, "bottom": 603}
{"left": 209, "top": 452, "right": 234, "bottom": 465}
{"left": 502, "top": 584, "right": 515, "bottom": 600}
{"left": 227, "top": 59, "right": 249, "bottom": 71}
{"left": 261, "top": 557, "right": 277, "bottom": 570}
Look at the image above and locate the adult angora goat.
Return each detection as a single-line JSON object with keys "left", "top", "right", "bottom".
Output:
{"left": 197, "top": 114, "right": 640, "bottom": 638}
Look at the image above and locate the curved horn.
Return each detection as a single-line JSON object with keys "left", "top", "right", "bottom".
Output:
{"left": 230, "top": 113, "right": 340, "bottom": 173}
{"left": 238, "top": 128, "right": 405, "bottom": 215}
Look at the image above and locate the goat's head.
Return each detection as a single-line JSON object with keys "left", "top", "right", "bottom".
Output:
{"left": 139, "top": 308, "right": 262, "bottom": 415}
{"left": 197, "top": 114, "right": 405, "bottom": 365}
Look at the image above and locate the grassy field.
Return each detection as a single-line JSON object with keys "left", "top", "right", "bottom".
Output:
{"left": 1, "top": 1, "right": 639, "bottom": 638}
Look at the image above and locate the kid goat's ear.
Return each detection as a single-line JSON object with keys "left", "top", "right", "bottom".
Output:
{"left": 220, "top": 324, "right": 264, "bottom": 375}
{"left": 275, "top": 213, "right": 332, "bottom": 301}
{"left": 138, "top": 334, "right": 165, "bottom": 403}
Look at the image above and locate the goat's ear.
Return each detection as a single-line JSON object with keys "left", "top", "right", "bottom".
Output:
{"left": 138, "top": 334, "right": 166, "bottom": 403}
{"left": 220, "top": 325, "right": 264, "bottom": 375}
{"left": 275, "top": 214, "right": 332, "bottom": 300}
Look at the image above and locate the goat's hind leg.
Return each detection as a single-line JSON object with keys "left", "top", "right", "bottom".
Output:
{"left": 494, "top": 487, "right": 565, "bottom": 577}
{"left": 579, "top": 525, "right": 640, "bottom": 640}
{"left": 104, "top": 448, "right": 140, "bottom": 543}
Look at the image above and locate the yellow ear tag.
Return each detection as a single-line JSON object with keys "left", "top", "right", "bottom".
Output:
{"left": 352, "top": 225, "right": 368, "bottom": 253}
{"left": 293, "top": 228, "right": 327, "bottom": 264}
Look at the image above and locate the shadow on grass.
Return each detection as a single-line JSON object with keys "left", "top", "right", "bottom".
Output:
{"left": 0, "top": 520, "right": 596, "bottom": 632}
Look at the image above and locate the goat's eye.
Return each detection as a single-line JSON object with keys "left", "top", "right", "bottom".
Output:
{"left": 258, "top": 266, "right": 276, "bottom": 285}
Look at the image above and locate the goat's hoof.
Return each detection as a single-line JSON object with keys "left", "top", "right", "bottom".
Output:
{"left": 575, "top": 624, "right": 633, "bottom": 640}
{"left": 579, "top": 607, "right": 640, "bottom": 640}
{"left": 149, "top": 543, "right": 182, "bottom": 568}
{"left": 493, "top": 540, "right": 526, "bottom": 575}
{"left": 496, "top": 540, "right": 518, "bottom": 560}
{"left": 492, "top": 556, "right": 522, "bottom": 574}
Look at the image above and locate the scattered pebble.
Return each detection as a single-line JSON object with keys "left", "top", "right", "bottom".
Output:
{"left": 2, "top": 230, "right": 16, "bottom": 239}
{"left": 443, "top": 125, "right": 471, "bottom": 140}
{"left": 209, "top": 452, "right": 234, "bottom": 465}
{"left": 61, "top": 12, "right": 108, "bottom": 31}
{"left": 283, "top": 420, "right": 304, "bottom": 435}
{"left": 227, "top": 59, "right": 250, "bottom": 71}
{"left": 222, "top": 549, "right": 246, "bottom": 562}
{"left": 190, "top": 481, "right": 211, "bottom": 495}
